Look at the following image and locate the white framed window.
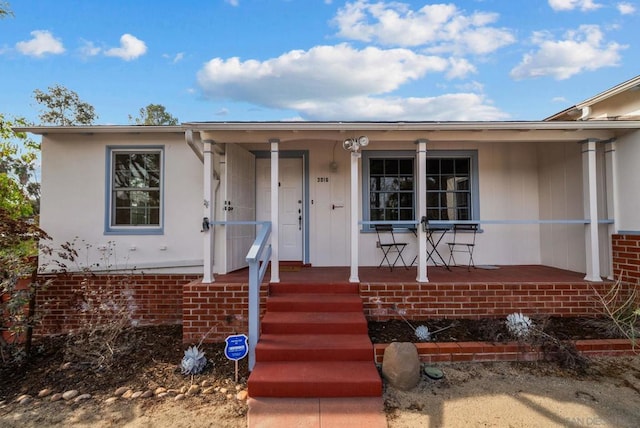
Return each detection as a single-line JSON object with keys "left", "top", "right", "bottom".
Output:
{"left": 362, "top": 150, "right": 478, "bottom": 229}
{"left": 105, "top": 146, "right": 164, "bottom": 235}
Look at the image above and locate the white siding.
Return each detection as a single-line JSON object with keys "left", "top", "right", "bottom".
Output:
{"left": 616, "top": 130, "right": 640, "bottom": 232}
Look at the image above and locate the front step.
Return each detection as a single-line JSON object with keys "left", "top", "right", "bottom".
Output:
{"left": 248, "top": 361, "right": 382, "bottom": 398}
{"left": 261, "top": 311, "right": 368, "bottom": 334}
{"left": 256, "top": 334, "right": 374, "bottom": 362}
{"left": 267, "top": 293, "right": 364, "bottom": 312}
{"left": 248, "top": 284, "right": 382, "bottom": 398}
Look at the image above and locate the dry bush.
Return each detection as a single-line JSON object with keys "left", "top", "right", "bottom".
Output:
{"left": 57, "top": 240, "right": 139, "bottom": 370}
{"left": 65, "top": 274, "right": 138, "bottom": 370}
{"left": 590, "top": 278, "right": 640, "bottom": 350}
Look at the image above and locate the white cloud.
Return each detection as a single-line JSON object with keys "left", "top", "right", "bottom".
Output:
{"left": 290, "top": 93, "right": 508, "bottom": 121}
{"left": 104, "top": 34, "right": 147, "bottom": 61}
{"left": 225, "top": 0, "right": 239, "bottom": 6}
{"left": 197, "top": 43, "right": 504, "bottom": 120}
{"left": 446, "top": 57, "right": 477, "bottom": 79}
{"left": 15, "top": 30, "right": 65, "bottom": 57}
{"left": 197, "top": 44, "right": 449, "bottom": 105}
{"left": 552, "top": 96, "right": 568, "bottom": 103}
{"left": 617, "top": 2, "right": 636, "bottom": 14}
{"left": 332, "top": 1, "right": 515, "bottom": 55}
{"left": 163, "top": 52, "right": 185, "bottom": 63}
{"left": 548, "top": 0, "right": 602, "bottom": 11}
{"left": 78, "top": 40, "right": 101, "bottom": 58}
{"left": 510, "top": 25, "right": 626, "bottom": 80}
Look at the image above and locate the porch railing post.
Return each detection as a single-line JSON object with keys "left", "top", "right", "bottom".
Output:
{"left": 581, "top": 139, "right": 602, "bottom": 282}
{"left": 604, "top": 139, "right": 617, "bottom": 280}
{"left": 270, "top": 139, "right": 280, "bottom": 283}
{"left": 246, "top": 221, "right": 272, "bottom": 371}
{"left": 349, "top": 151, "right": 360, "bottom": 283}
{"left": 203, "top": 139, "right": 215, "bottom": 283}
{"left": 416, "top": 139, "right": 428, "bottom": 283}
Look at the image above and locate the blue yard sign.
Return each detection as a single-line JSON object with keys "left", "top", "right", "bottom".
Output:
{"left": 224, "top": 334, "right": 249, "bottom": 361}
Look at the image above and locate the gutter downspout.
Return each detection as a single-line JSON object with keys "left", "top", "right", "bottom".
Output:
{"left": 579, "top": 106, "right": 592, "bottom": 121}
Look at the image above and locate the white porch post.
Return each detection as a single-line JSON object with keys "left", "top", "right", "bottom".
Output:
{"left": 416, "top": 139, "right": 428, "bottom": 283}
{"left": 203, "top": 139, "right": 215, "bottom": 283}
{"left": 270, "top": 139, "right": 280, "bottom": 283}
{"left": 582, "top": 139, "right": 602, "bottom": 282}
{"left": 349, "top": 151, "right": 361, "bottom": 283}
{"left": 604, "top": 139, "right": 618, "bottom": 280}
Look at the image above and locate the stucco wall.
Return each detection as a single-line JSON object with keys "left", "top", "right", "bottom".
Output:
{"left": 39, "top": 132, "right": 204, "bottom": 273}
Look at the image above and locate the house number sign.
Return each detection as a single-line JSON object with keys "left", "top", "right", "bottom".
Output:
{"left": 317, "top": 177, "right": 330, "bottom": 183}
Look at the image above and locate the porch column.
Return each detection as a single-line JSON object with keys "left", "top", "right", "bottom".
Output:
{"left": 604, "top": 139, "right": 618, "bottom": 280}
{"left": 416, "top": 139, "right": 428, "bottom": 282}
{"left": 349, "top": 151, "right": 360, "bottom": 283}
{"left": 270, "top": 139, "right": 280, "bottom": 283}
{"left": 203, "top": 139, "right": 215, "bottom": 283}
{"left": 581, "top": 139, "right": 602, "bottom": 282}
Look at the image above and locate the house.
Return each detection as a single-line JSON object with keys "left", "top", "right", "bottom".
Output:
{"left": 16, "top": 76, "right": 640, "bottom": 349}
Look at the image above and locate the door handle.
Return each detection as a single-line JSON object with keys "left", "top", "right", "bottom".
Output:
{"left": 332, "top": 204, "right": 344, "bottom": 210}
{"left": 298, "top": 216, "right": 302, "bottom": 230}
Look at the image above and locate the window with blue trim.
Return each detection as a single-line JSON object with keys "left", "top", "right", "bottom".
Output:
{"left": 363, "top": 150, "right": 478, "bottom": 228}
{"left": 427, "top": 157, "right": 471, "bottom": 221}
{"left": 107, "top": 148, "right": 163, "bottom": 233}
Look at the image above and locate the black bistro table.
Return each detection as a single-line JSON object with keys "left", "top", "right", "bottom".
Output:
{"left": 410, "top": 223, "right": 452, "bottom": 270}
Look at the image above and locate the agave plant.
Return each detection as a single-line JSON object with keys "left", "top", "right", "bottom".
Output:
{"left": 506, "top": 312, "right": 534, "bottom": 338}
{"left": 181, "top": 345, "right": 207, "bottom": 375}
{"left": 415, "top": 325, "right": 431, "bottom": 341}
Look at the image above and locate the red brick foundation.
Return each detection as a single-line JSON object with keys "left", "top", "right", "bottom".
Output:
{"left": 182, "top": 280, "right": 269, "bottom": 344}
{"left": 360, "top": 281, "right": 611, "bottom": 321}
{"left": 612, "top": 233, "right": 640, "bottom": 282}
{"left": 35, "top": 273, "right": 200, "bottom": 335}
{"left": 374, "top": 339, "right": 636, "bottom": 364}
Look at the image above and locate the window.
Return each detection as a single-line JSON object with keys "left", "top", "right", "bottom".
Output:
{"left": 369, "top": 157, "right": 414, "bottom": 222}
{"left": 363, "top": 150, "right": 478, "bottom": 229}
{"left": 426, "top": 157, "right": 471, "bottom": 221}
{"left": 106, "top": 147, "right": 163, "bottom": 234}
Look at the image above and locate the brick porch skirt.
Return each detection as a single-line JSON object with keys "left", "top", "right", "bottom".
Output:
{"left": 374, "top": 339, "right": 636, "bottom": 364}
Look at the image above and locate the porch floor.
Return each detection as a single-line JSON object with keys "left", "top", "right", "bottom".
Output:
{"left": 212, "top": 264, "right": 593, "bottom": 284}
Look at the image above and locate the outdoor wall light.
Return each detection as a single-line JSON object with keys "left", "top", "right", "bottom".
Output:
{"left": 342, "top": 135, "right": 369, "bottom": 152}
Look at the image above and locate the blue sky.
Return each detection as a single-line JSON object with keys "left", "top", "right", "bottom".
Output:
{"left": 1, "top": 0, "right": 638, "bottom": 124}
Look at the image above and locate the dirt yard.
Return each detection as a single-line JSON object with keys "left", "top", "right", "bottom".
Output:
{"left": 1, "top": 323, "right": 640, "bottom": 427}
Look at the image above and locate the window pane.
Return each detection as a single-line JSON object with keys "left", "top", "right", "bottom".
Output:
{"left": 441, "top": 159, "right": 454, "bottom": 174}
{"left": 399, "top": 159, "right": 413, "bottom": 174}
{"left": 455, "top": 158, "right": 469, "bottom": 174}
{"left": 385, "top": 159, "right": 398, "bottom": 175}
{"left": 370, "top": 177, "right": 381, "bottom": 191}
{"left": 399, "top": 177, "right": 413, "bottom": 191}
{"left": 111, "top": 150, "right": 162, "bottom": 227}
{"left": 370, "top": 159, "right": 384, "bottom": 175}
{"left": 399, "top": 193, "right": 413, "bottom": 208}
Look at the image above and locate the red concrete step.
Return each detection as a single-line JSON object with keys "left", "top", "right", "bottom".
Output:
{"left": 270, "top": 283, "right": 359, "bottom": 295}
{"left": 266, "top": 293, "right": 363, "bottom": 312}
{"left": 256, "top": 334, "right": 374, "bottom": 362}
{"left": 248, "top": 361, "right": 382, "bottom": 398}
{"left": 261, "top": 311, "right": 368, "bottom": 335}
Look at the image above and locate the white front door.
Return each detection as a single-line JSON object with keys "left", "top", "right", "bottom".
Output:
{"left": 256, "top": 157, "right": 304, "bottom": 261}
{"left": 224, "top": 143, "right": 256, "bottom": 272}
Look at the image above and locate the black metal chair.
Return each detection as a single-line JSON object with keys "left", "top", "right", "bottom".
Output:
{"left": 447, "top": 223, "right": 479, "bottom": 271}
{"left": 374, "top": 224, "right": 409, "bottom": 271}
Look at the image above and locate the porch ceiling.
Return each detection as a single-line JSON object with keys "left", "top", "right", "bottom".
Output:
{"left": 16, "top": 120, "right": 640, "bottom": 145}
{"left": 187, "top": 120, "right": 639, "bottom": 144}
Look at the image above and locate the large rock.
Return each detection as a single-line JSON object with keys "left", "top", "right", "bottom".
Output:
{"left": 382, "top": 342, "right": 420, "bottom": 390}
